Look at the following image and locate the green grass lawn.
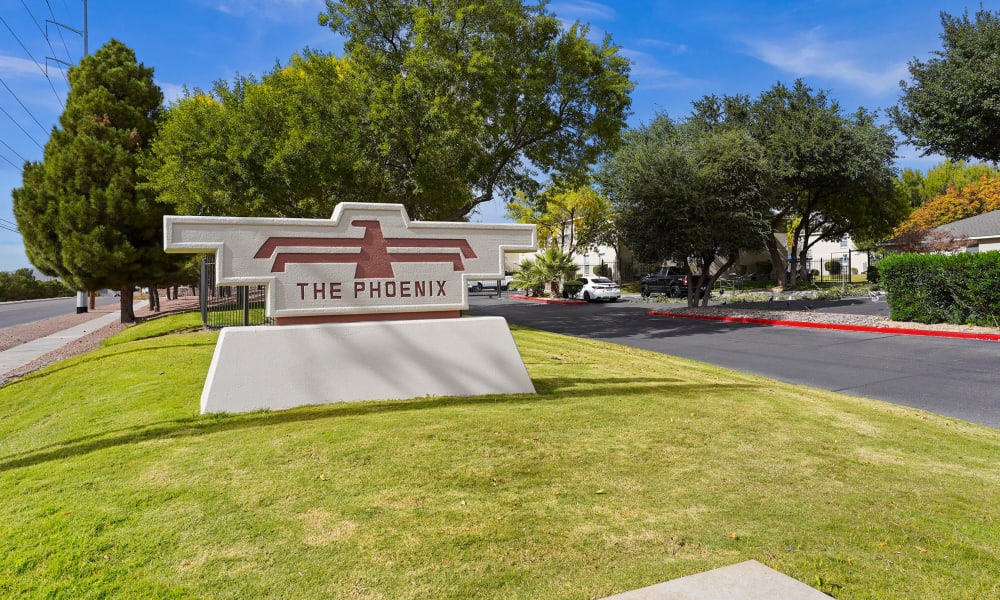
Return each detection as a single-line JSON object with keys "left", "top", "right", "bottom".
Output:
{"left": 1, "top": 313, "right": 997, "bottom": 599}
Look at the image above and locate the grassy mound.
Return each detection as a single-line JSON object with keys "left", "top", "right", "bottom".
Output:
{"left": 1, "top": 314, "right": 997, "bottom": 598}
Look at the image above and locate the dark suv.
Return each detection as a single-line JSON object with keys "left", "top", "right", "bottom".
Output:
{"left": 640, "top": 267, "right": 708, "bottom": 298}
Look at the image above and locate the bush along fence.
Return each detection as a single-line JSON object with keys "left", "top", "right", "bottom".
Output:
{"left": 878, "top": 251, "right": 1000, "bottom": 327}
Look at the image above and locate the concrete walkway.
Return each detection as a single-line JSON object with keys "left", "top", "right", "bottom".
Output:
{"left": 0, "top": 310, "right": 122, "bottom": 376}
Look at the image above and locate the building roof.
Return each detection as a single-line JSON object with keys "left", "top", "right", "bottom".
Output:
{"left": 933, "top": 209, "right": 1000, "bottom": 240}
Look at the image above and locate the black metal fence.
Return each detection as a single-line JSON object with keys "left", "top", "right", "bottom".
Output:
{"left": 200, "top": 256, "right": 272, "bottom": 328}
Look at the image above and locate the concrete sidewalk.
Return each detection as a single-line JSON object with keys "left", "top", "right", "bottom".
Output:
{"left": 0, "top": 310, "right": 123, "bottom": 376}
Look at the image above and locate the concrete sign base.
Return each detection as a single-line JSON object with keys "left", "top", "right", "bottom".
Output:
{"left": 200, "top": 316, "right": 535, "bottom": 413}
{"left": 600, "top": 560, "right": 831, "bottom": 599}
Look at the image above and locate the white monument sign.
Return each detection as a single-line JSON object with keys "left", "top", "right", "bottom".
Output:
{"left": 164, "top": 203, "right": 537, "bottom": 413}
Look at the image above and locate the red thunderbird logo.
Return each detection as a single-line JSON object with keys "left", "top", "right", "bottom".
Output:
{"left": 254, "top": 219, "right": 477, "bottom": 278}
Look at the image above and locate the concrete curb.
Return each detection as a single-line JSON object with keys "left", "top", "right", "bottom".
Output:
{"left": 648, "top": 310, "right": 1000, "bottom": 342}
{"left": 508, "top": 294, "right": 587, "bottom": 305}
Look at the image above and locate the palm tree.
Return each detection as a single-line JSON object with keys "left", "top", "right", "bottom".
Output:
{"left": 512, "top": 258, "right": 546, "bottom": 296}
{"left": 534, "top": 247, "right": 578, "bottom": 298}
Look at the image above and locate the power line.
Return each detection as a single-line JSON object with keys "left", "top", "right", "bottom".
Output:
{"left": 0, "top": 137, "right": 28, "bottom": 164}
{"left": 0, "top": 14, "right": 65, "bottom": 109}
{"left": 23, "top": 0, "right": 70, "bottom": 85}
{"left": 0, "top": 218, "right": 20, "bottom": 235}
{"left": 0, "top": 152, "right": 22, "bottom": 171}
{"left": 0, "top": 104, "right": 45, "bottom": 150}
{"left": 0, "top": 76, "right": 51, "bottom": 136}
{"left": 45, "top": 0, "right": 76, "bottom": 66}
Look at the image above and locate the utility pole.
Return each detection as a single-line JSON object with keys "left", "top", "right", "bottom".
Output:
{"left": 45, "top": 0, "right": 88, "bottom": 72}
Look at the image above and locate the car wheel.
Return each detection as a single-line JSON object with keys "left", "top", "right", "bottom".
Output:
{"left": 583, "top": 291, "right": 592, "bottom": 302}
{"left": 669, "top": 286, "right": 680, "bottom": 298}
{"left": 640, "top": 285, "right": 649, "bottom": 298}
{"left": 473, "top": 283, "right": 483, "bottom": 292}
{"left": 609, "top": 297, "right": 618, "bottom": 302}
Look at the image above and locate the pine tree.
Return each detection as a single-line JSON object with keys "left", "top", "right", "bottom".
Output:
{"left": 13, "top": 40, "right": 180, "bottom": 323}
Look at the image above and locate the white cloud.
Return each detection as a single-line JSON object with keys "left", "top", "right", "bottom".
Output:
{"left": 158, "top": 81, "right": 187, "bottom": 104}
{"left": 0, "top": 55, "right": 44, "bottom": 77}
{"left": 743, "top": 27, "right": 908, "bottom": 95}
{"left": 895, "top": 144, "right": 947, "bottom": 172}
{"left": 636, "top": 38, "right": 688, "bottom": 55}
{"left": 208, "top": 0, "right": 321, "bottom": 20}
{"left": 619, "top": 48, "right": 708, "bottom": 91}
{"left": 549, "top": 1, "right": 617, "bottom": 23}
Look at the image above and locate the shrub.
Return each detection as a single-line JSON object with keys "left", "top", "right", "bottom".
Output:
{"left": 867, "top": 263, "right": 879, "bottom": 284}
{"left": 878, "top": 251, "right": 1000, "bottom": 326}
{"left": 562, "top": 280, "right": 583, "bottom": 298}
{"left": 824, "top": 260, "right": 843, "bottom": 276}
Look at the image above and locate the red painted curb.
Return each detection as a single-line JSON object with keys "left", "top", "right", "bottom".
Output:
{"left": 509, "top": 295, "right": 588, "bottom": 305}
{"left": 647, "top": 311, "right": 1000, "bottom": 342}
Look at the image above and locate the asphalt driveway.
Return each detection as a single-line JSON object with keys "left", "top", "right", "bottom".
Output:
{"left": 467, "top": 295, "right": 1000, "bottom": 429}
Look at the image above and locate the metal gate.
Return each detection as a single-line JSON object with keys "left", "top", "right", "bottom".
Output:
{"left": 199, "top": 256, "right": 271, "bottom": 327}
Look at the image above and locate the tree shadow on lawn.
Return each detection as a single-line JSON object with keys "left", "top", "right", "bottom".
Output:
{"left": 0, "top": 378, "right": 760, "bottom": 473}
{"left": 0, "top": 338, "right": 218, "bottom": 390}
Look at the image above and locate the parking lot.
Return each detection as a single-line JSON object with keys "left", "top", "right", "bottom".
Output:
{"left": 467, "top": 294, "right": 1000, "bottom": 429}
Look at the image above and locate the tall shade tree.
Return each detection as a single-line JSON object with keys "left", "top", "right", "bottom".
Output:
{"left": 144, "top": 52, "right": 365, "bottom": 219}
{"left": 319, "top": 0, "right": 633, "bottom": 220}
{"left": 13, "top": 40, "right": 179, "bottom": 323}
{"left": 701, "top": 82, "right": 904, "bottom": 287}
{"left": 597, "top": 114, "right": 771, "bottom": 307}
{"left": 892, "top": 8, "right": 1000, "bottom": 163}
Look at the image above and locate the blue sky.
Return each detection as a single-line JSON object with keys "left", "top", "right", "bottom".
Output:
{"left": 0, "top": 0, "right": 975, "bottom": 271}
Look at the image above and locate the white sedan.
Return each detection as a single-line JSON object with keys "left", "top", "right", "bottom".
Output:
{"left": 575, "top": 276, "right": 620, "bottom": 302}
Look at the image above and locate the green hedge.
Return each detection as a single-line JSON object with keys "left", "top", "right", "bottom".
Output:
{"left": 878, "top": 251, "right": 1000, "bottom": 326}
{"left": 0, "top": 269, "right": 74, "bottom": 302}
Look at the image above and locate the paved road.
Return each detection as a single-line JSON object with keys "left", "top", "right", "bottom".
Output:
{"left": 467, "top": 296, "right": 1000, "bottom": 429}
{"left": 0, "top": 295, "right": 120, "bottom": 329}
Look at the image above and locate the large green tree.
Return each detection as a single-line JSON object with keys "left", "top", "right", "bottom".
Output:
{"left": 597, "top": 114, "right": 771, "bottom": 306}
{"left": 702, "top": 82, "right": 904, "bottom": 287}
{"left": 892, "top": 8, "right": 1000, "bottom": 163}
{"left": 144, "top": 52, "right": 364, "bottom": 219}
{"left": 319, "top": 0, "right": 632, "bottom": 220}
{"left": 13, "top": 40, "right": 179, "bottom": 323}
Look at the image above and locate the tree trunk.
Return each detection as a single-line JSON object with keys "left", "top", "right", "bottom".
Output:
{"left": 765, "top": 235, "right": 787, "bottom": 289}
{"left": 148, "top": 285, "right": 160, "bottom": 312}
{"left": 120, "top": 286, "right": 135, "bottom": 324}
{"left": 697, "top": 252, "right": 737, "bottom": 307}
{"left": 89, "top": 291, "right": 96, "bottom": 309}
